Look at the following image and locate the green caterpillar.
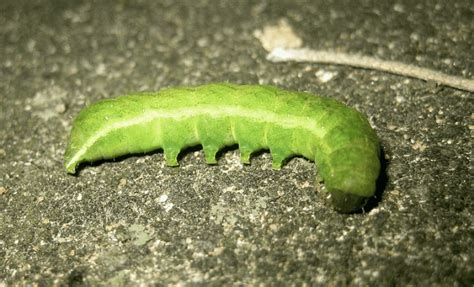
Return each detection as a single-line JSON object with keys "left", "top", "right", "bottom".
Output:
{"left": 64, "top": 83, "right": 380, "bottom": 212}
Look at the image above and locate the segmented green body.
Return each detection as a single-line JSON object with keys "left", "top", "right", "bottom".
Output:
{"left": 65, "top": 83, "right": 380, "bottom": 212}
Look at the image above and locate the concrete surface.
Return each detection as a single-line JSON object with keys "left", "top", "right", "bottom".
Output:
{"left": 0, "top": 0, "right": 472, "bottom": 286}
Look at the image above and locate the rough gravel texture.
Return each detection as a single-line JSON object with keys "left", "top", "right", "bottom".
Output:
{"left": 1, "top": 0, "right": 473, "bottom": 286}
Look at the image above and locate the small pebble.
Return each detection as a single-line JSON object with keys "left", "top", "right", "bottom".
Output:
{"left": 0, "top": 187, "right": 7, "bottom": 195}
{"left": 159, "top": 194, "right": 168, "bottom": 203}
{"left": 55, "top": 103, "right": 67, "bottom": 114}
{"left": 118, "top": 178, "right": 127, "bottom": 188}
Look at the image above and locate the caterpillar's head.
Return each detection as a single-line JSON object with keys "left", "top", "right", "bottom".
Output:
{"left": 324, "top": 188, "right": 370, "bottom": 213}
{"left": 320, "top": 172, "right": 377, "bottom": 213}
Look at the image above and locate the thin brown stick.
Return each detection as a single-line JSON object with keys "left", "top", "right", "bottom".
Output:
{"left": 267, "top": 48, "right": 474, "bottom": 93}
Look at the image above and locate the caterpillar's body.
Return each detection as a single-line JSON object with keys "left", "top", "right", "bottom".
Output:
{"left": 65, "top": 83, "right": 380, "bottom": 212}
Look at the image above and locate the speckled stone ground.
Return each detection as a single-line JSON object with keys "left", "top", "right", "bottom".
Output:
{"left": 0, "top": 0, "right": 473, "bottom": 286}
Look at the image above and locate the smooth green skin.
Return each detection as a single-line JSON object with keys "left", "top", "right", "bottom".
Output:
{"left": 64, "top": 83, "right": 380, "bottom": 212}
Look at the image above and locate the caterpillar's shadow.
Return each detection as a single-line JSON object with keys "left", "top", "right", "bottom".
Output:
{"left": 70, "top": 149, "right": 164, "bottom": 175}
{"left": 355, "top": 146, "right": 389, "bottom": 214}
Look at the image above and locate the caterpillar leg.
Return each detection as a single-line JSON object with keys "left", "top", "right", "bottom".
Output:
{"left": 163, "top": 147, "right": 180, "bottom": 166}
{"left": 239, "top": 144, "right": 254, "bottom": 165}
{"left": 202, "top": 144, "right": 219, "bottom": 164}
{"left": 270, "top": 149, "right": 291, "bottom": 170}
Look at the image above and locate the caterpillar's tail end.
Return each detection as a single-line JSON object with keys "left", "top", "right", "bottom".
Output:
{"left": 65, "top": 160, "right": 78, "bottom": 174}
{"left": 326, "top": 188, "right": 369, "bottom": 213}
{"left": 64, "top": 143, "right": 82, "bottom": 174}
